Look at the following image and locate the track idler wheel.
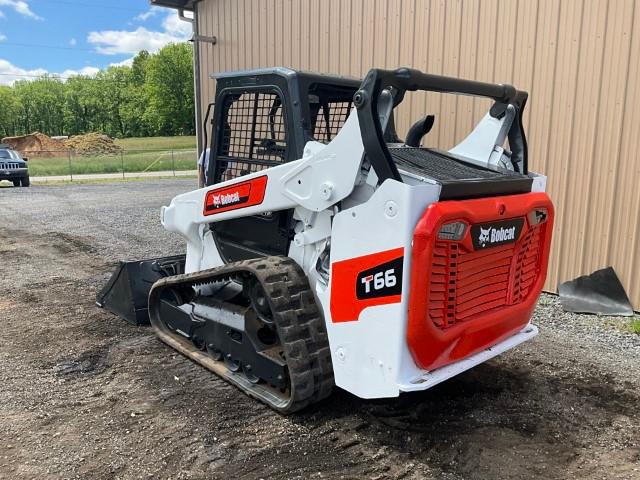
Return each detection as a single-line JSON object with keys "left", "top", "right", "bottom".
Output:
{"left": 246, "top": 278, "right": 274, "bottom": 324}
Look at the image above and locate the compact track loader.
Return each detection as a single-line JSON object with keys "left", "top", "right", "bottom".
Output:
{"left": 98, "top": 67, "right": 554, "bottom": 413}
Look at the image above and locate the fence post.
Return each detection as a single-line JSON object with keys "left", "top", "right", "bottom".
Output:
{"left": 68, "top": 150, "right": 73, "bottom": 182}
{"left": 171, "top": 150, "right": 176, "bottom": 176}
{"left": 121, "top": 151, "right": 125, "bottom": 180}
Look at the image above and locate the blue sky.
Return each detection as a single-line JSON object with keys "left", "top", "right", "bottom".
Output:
{"left": 0, "top": 0, "right": 191, "bottom": 85}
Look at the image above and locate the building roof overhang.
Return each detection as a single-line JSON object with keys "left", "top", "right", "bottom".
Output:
{"left": 149, "top": 0, "right": 195, "bottom": 11}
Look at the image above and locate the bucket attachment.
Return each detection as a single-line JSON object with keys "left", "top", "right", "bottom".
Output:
{"left": 96, "top": 255, "right": 186, "bottom": 325}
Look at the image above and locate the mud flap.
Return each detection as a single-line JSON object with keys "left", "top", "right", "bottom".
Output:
{"left": 96, "top": 255, "right": 186, "bottom": 325}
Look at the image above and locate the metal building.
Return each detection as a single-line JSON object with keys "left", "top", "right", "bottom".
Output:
{"left": 153, "top": 0, "right": 640, "bottom": 309}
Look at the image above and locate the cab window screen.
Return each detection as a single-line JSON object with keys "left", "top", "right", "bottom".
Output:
{"left": 216, "top": 91, "right": 287, "bottom": 181}
{"left": 311, "top": 99, "right": 352, "bottom": 143}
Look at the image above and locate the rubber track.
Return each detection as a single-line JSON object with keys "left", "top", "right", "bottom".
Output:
{"left": 148, "top": 256, "right": 334, "bottom": 414}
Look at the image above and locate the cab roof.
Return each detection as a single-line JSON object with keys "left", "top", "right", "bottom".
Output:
{"left": 210, "top": 67, "right": 362, "bottom": 90}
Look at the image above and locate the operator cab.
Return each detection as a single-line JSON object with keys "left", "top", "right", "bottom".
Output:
{"left": 206, "top": 68, "right": 365, "bottom": 262}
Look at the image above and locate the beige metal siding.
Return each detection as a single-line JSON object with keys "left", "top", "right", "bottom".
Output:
{"left": 196, "top": 0, "right": 640, "bottom": 308}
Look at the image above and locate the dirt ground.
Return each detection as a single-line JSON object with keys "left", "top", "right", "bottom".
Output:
{"left": 0, "top": 180, "right": 639, "bottom": 480}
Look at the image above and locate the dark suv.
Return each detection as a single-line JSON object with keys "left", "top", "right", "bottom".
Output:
{"left": 0, "top": 144, "right": 30, "bottom": 187}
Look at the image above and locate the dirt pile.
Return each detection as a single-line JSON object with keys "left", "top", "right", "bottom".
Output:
{"left": 2, "top": 131, "right": 124, "bottom": 158}
{"left": 1, "top": 132, "right": 69, "bottom": 157}
{"left": 64, "top": 133, "right": 122, "bottom": 156}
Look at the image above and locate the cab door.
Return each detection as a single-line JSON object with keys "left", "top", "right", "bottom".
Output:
{"left": 207, "top": 88, "right": 294, "bottom": 262}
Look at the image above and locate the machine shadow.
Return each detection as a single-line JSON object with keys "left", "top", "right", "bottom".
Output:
{"left": 290, "top": 357, "right": 638, "bottom": 477}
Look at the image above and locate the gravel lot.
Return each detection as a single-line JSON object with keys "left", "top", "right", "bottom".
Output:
{"left": 0, "top": 180, "right": 639, "bottom": 480}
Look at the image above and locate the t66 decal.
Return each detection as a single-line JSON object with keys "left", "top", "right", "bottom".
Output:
{"left": 330, "top": 247, "right": 404, "bottom": 323}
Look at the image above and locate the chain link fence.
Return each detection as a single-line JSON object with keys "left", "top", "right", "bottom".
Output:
{"left": 23, "top": 149, "right": 198, "bottom": 181}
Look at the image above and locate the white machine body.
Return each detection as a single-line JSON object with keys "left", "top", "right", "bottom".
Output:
{"left": 161, "top": 105, "right": 553, "bottom": 399}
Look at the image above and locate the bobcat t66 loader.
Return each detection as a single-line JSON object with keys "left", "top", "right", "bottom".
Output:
{"left": 98, "top": 67, "right": 554, "bottom": 413}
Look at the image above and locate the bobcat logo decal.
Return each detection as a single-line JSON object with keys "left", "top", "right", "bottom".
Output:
{"left": 471, "top": 218, "right": 525, "bottom": 250}
{"left": 478, "top": 227, "right": 491, "bottom": 247}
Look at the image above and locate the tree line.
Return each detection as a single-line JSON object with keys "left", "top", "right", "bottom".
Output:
{"left": 0, "top": 43, "right": 195, "bottom": 139}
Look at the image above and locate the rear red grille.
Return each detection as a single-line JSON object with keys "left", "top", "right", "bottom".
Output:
{"left": 429, "top": 223, "right": 544, "bottom": 330}
{"left": 408, "top": 193, "right": 554, "bottom": 371}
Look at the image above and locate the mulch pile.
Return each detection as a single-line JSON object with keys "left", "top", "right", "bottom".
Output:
{"left": 63, "top": 133, "right": 122, "bottom": 156}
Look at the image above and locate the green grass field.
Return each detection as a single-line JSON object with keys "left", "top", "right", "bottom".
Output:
{"left": 26, "top": 136, "right": 198, "bottom": 177}
{"left": 114, "top": 136, "right": 196, "bottom": 151}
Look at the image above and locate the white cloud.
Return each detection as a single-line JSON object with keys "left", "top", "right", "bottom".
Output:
{"left": 0, "top": 34, "right": 6, "bottom": 42}
{"left": 88, "top": 11, "right": 192, "bottom": 56}
{"left": 135, "top": 6, "right": 162, "bottom": 22}
{"left": 0, "top": 58, "right": 46, "bottom": 85}
{"left": 0, "top": 59, "right": 99, "bottom": 86}
{"left": 88, "top": 27, "right": 180, "bottom": 55}
{"left": 60, "top": 66, "right": 100, "bottom": 78}
{"left": 0, "top": 10, "right": 5, "bottom": 18}
{"left": 110, "top": 57, "right": 134, "bottom": 68}
{"left": 69, "top": 38, "right": 77, "bottom": 46}
{"left": 162, "top": 10, "right": 193, "bottom": 37}
{"left": 0, "top": 0, "right": 41, "bottom": 20}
